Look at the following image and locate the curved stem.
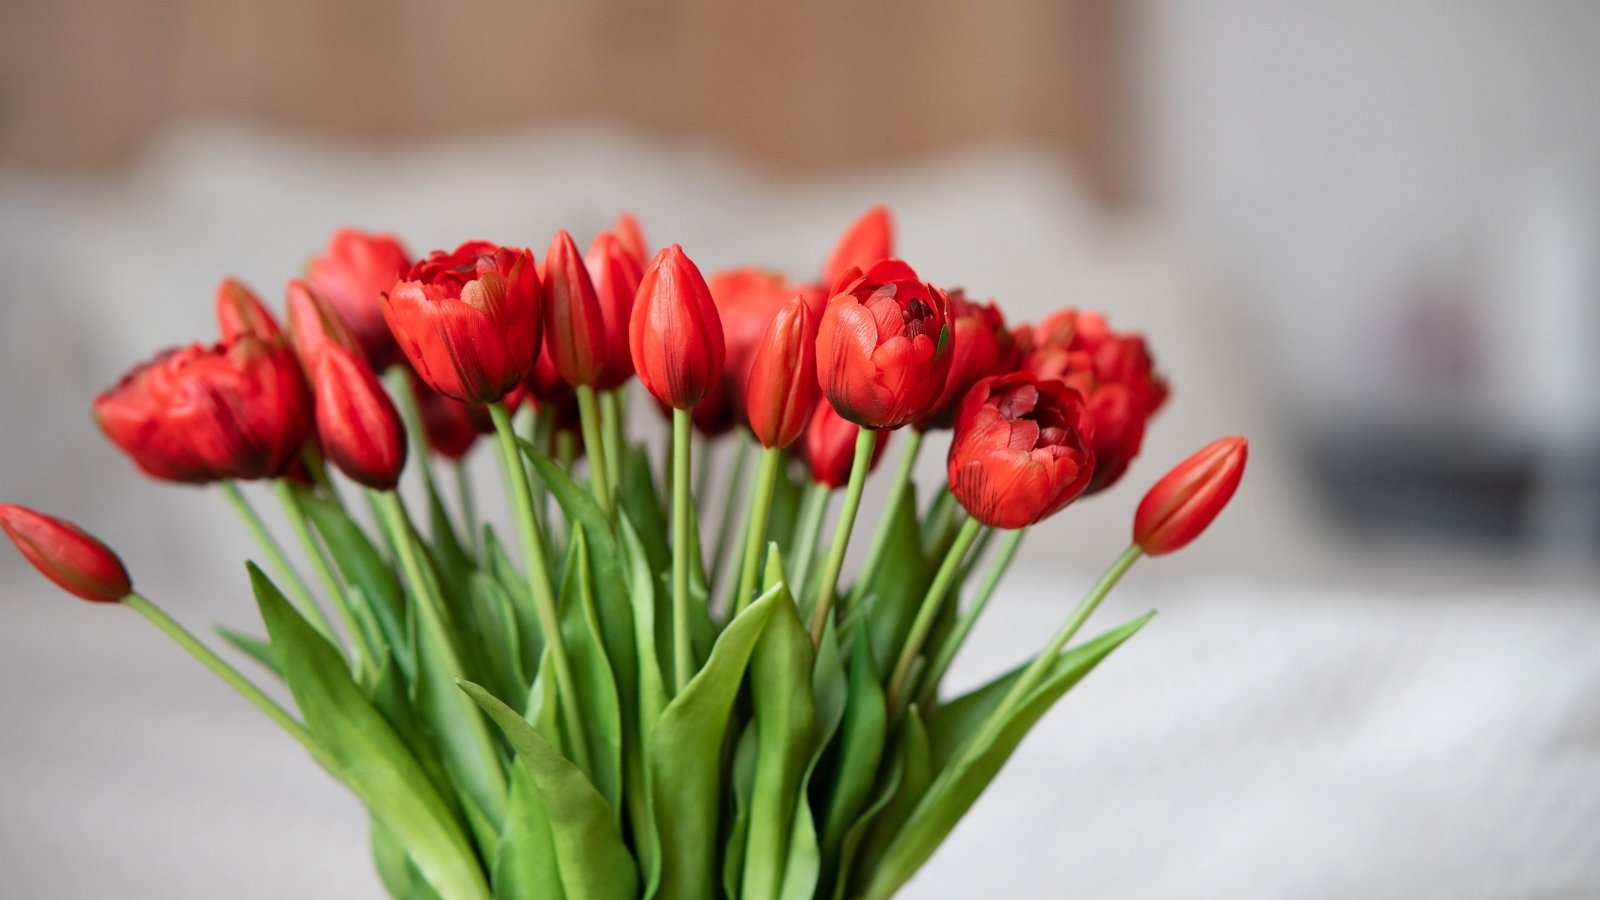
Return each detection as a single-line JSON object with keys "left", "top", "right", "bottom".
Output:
{"left": 885, "top": 516, "right": 984, "bottom": 713}
{"left": 274, "top": 480, "right": 372, "bottom": 673}
{"left": 846, "top": 429, "right": 923, "bottom": 606}
{"left": 574, "top": 384, "right": 613, "bottom": 518}
{"left": 808, "top": 427, "right": 877, "bottom": 644}
{"left": 732, "top": 446, "right": 783, "bottom": 616}
{"left": 487, "top": 401, "right": 592, "bottom": 772}
{"left": 672, "top": 408, "right": 695, "bottom": 692}
{"left": 220, "top": 482, "right": 337, "bottom": 646}
{"left": 788, "top": 482, "right": 831, "bottom": 599}
{"left": 916, "top": 528, "right": 1025, "bottom": 706}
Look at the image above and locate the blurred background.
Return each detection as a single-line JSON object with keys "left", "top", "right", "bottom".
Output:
{"left": 2, "top": 1, "right": 1597, "bottom": 898}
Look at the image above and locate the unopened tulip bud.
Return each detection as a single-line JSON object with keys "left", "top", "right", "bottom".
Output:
{"left": 613, "top": 212, "right": 648, "bottom": 268}
{"left": 801, "top": 397, "right": 889, "bottom": 488}
{"left": 0, "top": 505, "right": 131, "bottom": 602}
{"left": 307, "top": 228, "right": 412, "bottom": 368}
{"left": 286, "top": 279, "right": 365, "bottom": 372}
{"left": 585, "top": 231, "right": 644, "bottom": 389}
{"left": 822, "top": 205, "right": 894, "bottom": 291}
{"left": 745, "top": 296, "right": 819, "bottom": 449}
{"left": 543, "top": 230, "right": 607, "bottom": 387}
{"left": 1134, "top": 436, "right": 1247, "bottom": 555}
{"left": 215, "top": 278, "right": 282, "bottom": 342}
{"left": 312, "top": 345, "right": 407, "bottom": 490}
{"left": 629, "top": 244, "right": 725, "bottom": 409}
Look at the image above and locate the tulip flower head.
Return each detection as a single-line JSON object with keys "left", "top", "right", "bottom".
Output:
{"left": 947, "top": 373, "right": 1096, "bottom": 529}
{"left": 1134, "top": 436, "right": 1247, "bottom": 556}
{"left": 286, "top": 279, "right": 365, "bottom": 373}
{"left": 585, "top": 230, "right": 645, "bottom": 390}
{"left": 94, "top": 337, "right": 313, "bottom": 484}
{"left": 384, "top": 241, "right": 542, "bottom": 405}
{"left": 307, "top": 228, "right": 412, "bottom": 368}
{"left": 312, "top": 344, "right": 408, "bottom": 491}
{"left": 613, "top": 211, "right": 648, "bottom": 268}
{"left": 0, "top": 505, "right": 131, "bottom": 602}
{"left": 915, "top": 289, "right": 1020, "bottom": 431}
{"left": 816, "top": 259, "right": 953, "bottom": 430}
{"left": 543, "top": 230, "right": 607, "bottom": 388}
{"left": 629, "top": 244, "right": 725, "bottom": 410}
{"left": 801, "top": 396, "right": 889, "bottom": 488}
{"left": 215, "top": 278, "right": 282, "bottom": 342}
{"left": 745, "top": 296, "right": 820, "bottom": 449}
{"left": 822, "top": 205, "right": 894, "bottom": 291}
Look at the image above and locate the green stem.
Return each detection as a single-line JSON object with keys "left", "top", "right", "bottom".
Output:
{"left": 710, "top": 435, "right": 753, "bottom": 600}
{"left": 124, "top": 593, "right": 330, "bottom": 769}
{"left": 731, "top": 446, "right": 783, "bottom": 616}
{"left": 487, "top": 402, "right": 592, "bottom": 772}
{"left": 788, "top": 482, "right": 831, "bottom": 600}
{"left": 574, "top": 384, "right": 613, "bottom": 518}
{"left": 693, "top": 431, "right": 714, "bottom": 507}
{"left": 808, "top": 427, "right": 877, "bottom": 644}
{"left": 600, "top": 388, "right": 626, "bottom": 500}
{"left": 455, "top": 461, "right": 478, "bottom": 557}
{"left": 671, "top": 409, "right": 695, "bottom": 692}
{"left": 916, "top": 528, "right": 1025, "bottom": 706}
{"left": 274, "top": 480, "right": 372, "bottom": 672}
{"left": 921, "top": 489, "right": 958, "bottom": 556}
{"left": 220, "top": 482, "right": 337, "bottom": 645}
{"left": 299, "top": 442, "right": 346, "bottom": 512}
{"left": 846, "top": 429, "right": 923, "bottom": 607}
{"left": 387, "top": 368, "right": 438, "bottom": 497}
{"left": 885, "top": 516, "right": 984, "bottom": 713}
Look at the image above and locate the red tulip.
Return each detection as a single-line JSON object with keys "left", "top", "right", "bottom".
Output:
{"left": 542, "top": 230, "right": 607, "bottom": 387}
{"left": 215, "top": 278, "right": 281, "bottom": 342}
{"left": 585, "top": 231, "right": 645, "bottom": 389}
{"left": 709, "top": 268, "right": 794, "bottom": 394}
{"left": 414, "top": 374, "right": 490, "bottom": 460}
{"left": 801, "top": 397, "right": 889, "bottom": 488}
{"left": 0, "top": 505, "right": 131, "bottom": 603}
{"left": 629, "top": 244, "right": 725, "bottom": 410}
{"left": 312, "top": 345, "right": 407, "bottom": 490}
{"left": 815, "top": 258, "right": 953, "bottom": 430}
{"left": 822, "top": 206, "right": 894, "bottom": 291}
{"left": 286, "top": 279, "right": 364, "bottom": 373}
{"left": 384, "top": 241, "right": 541, "bottom": 404}
{"left": 94, "top": 337, "right": 312, "bottom": 484}
{"left": 1134, "top": 436, "right": 1247, "bottom": 556}
{"left": 915, "top": 289, "right": 1020, "bottom": 431}
{"left": 745, "top": 296, "right": 819, "bottom": 449}
{"left": 947, "top": 373, "right": 1095, "bottom": 529}
{"left": 307, "top": 229, "right": 412, "bottom": 368}
{"left": 613, "top": 212, "right": 648, "bottom": 268}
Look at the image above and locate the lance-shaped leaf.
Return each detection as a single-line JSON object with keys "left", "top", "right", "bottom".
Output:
{"left": 819, "top": 624, "right": 889, "bottom": 878}
{"left": 216, "top": 626, "right": 282, "bottom": 679}
{"left": 620, "top": 445, "right": 670, "bottom": 574}
{"left": 492, "top": 652, "right": 564, "bottom": 900}
{"left": 647, "top": 586, "right": 783, "bottom": 900}
{"left": 556, "top": 528, "right": 624, "bottom": 817}
{"left": 300, "top": 492, "right": 410, "bottom": 677}
{"left": 854, "top": 613, "right": 1154, "bottom": 900}
{"left": 861, "top": 484, "right": 933, "bottom": 674}
{"left": 460, "top": 679, "right": 640, "bottom": 900}
{"left": 619, "top": 517, "right": 667, "bottom": 884}
{"left": 851, "top": 706, "right": 932, "bottom": 887}
{"left": 250, "top": 564, "right": 489, "bottom": 900}
{"left": 779, "top": 576, "right": 848, "bottom": 900}
{"left": 721, "top": 723, "right": 760, "bottom": 899}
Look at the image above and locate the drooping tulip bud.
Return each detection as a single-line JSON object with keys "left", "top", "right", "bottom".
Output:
{"left": 1134, "top": 436, "right": 1247, "bottom": 556}
{"left": 947, "top": 373, "right": 1096, "bottom": 529}
{"left": 745, "top": 296, "right": 819, "bottom": 449}
{"left": 307, "top": 228, "right": 412, "bottom": 368}
{"left": 286, "top": 279, "right": 365, "bottom": 373}
{"left": 629, "top": 244, "right": 725, "bottom": 410}
{"left": 542, "top": 229, "right": 608, "bottom": 388}
{"left": 585, "top": 231, "right": 645, "bottom": 389}
{"left": 0, "top": 505, "right": 131, "bottom": 602}
{"left": 312, "top": 344, "right": 407, "bottom": 490}
{"left": 915, "top": 289, "right": 1019, "bottom": 431}
{"left": 384, "top": 241, "right": 542, "bottom": 404}
{"left": 414, "top": 374, "right": 490, "bottom": 459}
{"left": 215, "top": 278, "right": 282, "bottom": 342}
{"left": 815, "top": 258, "right": 953, "bottom": 430}
{"left": 821, "top": 205, "right": 894, "bottom": 291}
{"left": 800, "top": 396, "right": 889, "bottom": 488}
{"left": 94, "top": 337, "right": 313, "bottom": 483}
{"left": 613, "top": 212, "right": 648, "bottom": 268}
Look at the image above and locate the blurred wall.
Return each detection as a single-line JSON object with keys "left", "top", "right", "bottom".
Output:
{"left": 0, "top": 0, "right": 1135, "bottom": 204}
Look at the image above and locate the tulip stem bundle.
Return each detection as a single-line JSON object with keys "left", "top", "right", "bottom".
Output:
{"left": 220, "top": 482, "right": 337, "bottom": 644}
{"left": 809, "top": 426, "right": 878, "bottom": 643}
{"left": 885, "top": 516, "right": 985, "bottom": 713}
{"left": 917, "top": 527, "right": 1026, "bottom": 704}
{"left": 848, "top": 429, "right": 924, "bottom": 606}
{"left": 274, "top": 480, "right": 373, "bottom": 673}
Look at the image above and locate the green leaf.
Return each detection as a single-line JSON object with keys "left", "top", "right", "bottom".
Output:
{"left": 852, "top": 705, "right": 932, "bottom": 883}
{"left": 250, "top": 563, "right": 489, "bottom": 900}
{"left": 740, "top": 548, "right": 816, "bottom": 900}
{"left": 647, "top": 585, "right": 783, "bottom": 900}
{"left": 483, "top": 525, "right": 543, "bottom": 677}
{"left": 365, "top": 650, "right": 458, "bottom": 809}
{"left": 494, "top": 653, "right": 565, "bottom": 900}
{"left": 828, "top": 746, "right": 904, "bottom": 900}
{"left": 300, "top": 493, "right": 411, "bottom": 678}
{"left": 619, "top": 445, "right": 670, "bottom": 575}
{"left": 860, "top": 484, "right": 933, "bottom": 675}
{"left": 855, "top": 613, "right": 1154, "bottom": 900}
{"left": 370, "top": 817, "right": 443, "bottom": 900}
{"left": 819, "top": 624, "right": 888, "bottom": 880}
{"left": 460, "top": 679, "right": 640, "bottom": 900}
{"left": 557, "top": 529, "right": 624, "bottom": 817}
{"left": 721, "top": 723, "right": 760, "bottom": 900}
{"left": 618, "top": 518, "right": 667, "bottom": 885}
{"left": 779, "top": 614, "right": 848, "bottom": 900}
{"left": 215, "top": 626, "right": 282, "bottom": 679}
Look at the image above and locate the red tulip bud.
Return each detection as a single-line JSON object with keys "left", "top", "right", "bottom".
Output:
{"left": 816, "top": 259, "right": 953, "bottom": 430}
{"left": 585, "top": 231, "right": 644, "bottom": 389}
{"left": 745, "top": 296, "right": 819, "bottom": 449}
{"left": 312, "top": 344, "right": 407, "bottom": 490}
{"left": 822, "top": 206, "right": 894, "bottom": 291}
{"left": 613, "top": 212, "right": 648, "bottom": 268}
{"left": 629, "top": 244, "right": 725, "bottom": 409}
{"left": 286, "top": 279, "right": 365, "bottom": 373}
{"left": 94, "top": 338, "right": 312, "bottom": 483}
{"left": 215, "top": 278, "right": 282, "bottom": 342}
{"left": 542, "top": 229, "right": 607, "bottom": 387}
{"left": 801, "top": 396, "right": 889, "bottom": 488}
{"left": 1134, "top": 436, "right": 1247, "bottom": 556}
{"left": 384, "top": 241, "right": 542, "bottom": 404}
{"left": 307, "top": 228, "right": 412, "bottom": 368}
{"left": 0, "top": 505, "right": 131, "bottom": 602}
{"left": 947, "top": 374, "right": 1096, "bottom": 529}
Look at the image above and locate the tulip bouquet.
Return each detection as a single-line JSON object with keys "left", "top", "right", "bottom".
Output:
{"left": 2, "top": 208, "right": 1245, "bottom": 900}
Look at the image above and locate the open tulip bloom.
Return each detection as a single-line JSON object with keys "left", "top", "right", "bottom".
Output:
{"left": 3, "top": 210, "right": 1246, "bottom": 900}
